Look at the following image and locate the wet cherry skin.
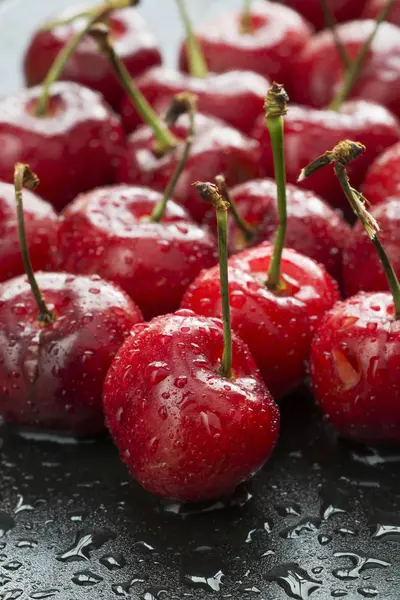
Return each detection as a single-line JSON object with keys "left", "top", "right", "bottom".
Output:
{"left": 120, "top": 67, "right": 270, "bottom": 135}
{"left": 178, "top": 0, "right": 312, "bottom": 98}
{"left": 24, "top": 5, "right": 162, "bottom": 110}
{"left": 0, "top": 272, "right": 142, "bottom": 436}
{"left": 103, "top": 310, "right": 280, "bottom": 502}
{"left": 280, "top": 0, "right": 365, "bottom": 29}
{"left": 362, "top": 0, "right": 400, "bottom": 26}
{"left": 290, "top": 20, "right": 400, "bottom": 119}
{"left": 310, "top": 292, "right": 400, "bottom": 444}
{"left": 182, "top": 242, "right": 340, "bottom": 399}
{"left": 362, "top": 141, "right": 400, "bottom": 206}
{"left": 204, "top": 179, "right": 350, "bottom": 283}
{"left": 56, "top": 185, "right": 217, "bottom": 320}
{"left": 0, "top": 181, "right": 58, "bottom": 283}
{"left": 117, "top": 112, "right": 262, "bottom": 222}
{"left": 343, "top": 198, "right": 400, "bottom": 297}
{"left": 252, "top": 100, "right": 400, "bottom": 213}
{"left": 0, "top": 82, "right": 124, "bottom": 211}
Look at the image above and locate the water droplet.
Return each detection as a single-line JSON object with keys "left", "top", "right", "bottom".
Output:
{"left": 371, "top": 512, "right": 400, "bottom": 542}
{"left": 275, "top": 503, "right": 302, "bottom": 517}
{"left": 2, "top": 561, "right": 22, "bottom": 571}
{"left": 142, "top": 587, "right": 169, "bottom": 600}
{"left": 99, "top": 553, "right": 126, "bottom": 570}
{"left": 358, "top": 587, "right": 378, "bottom": 598}
{"left": 265, "top": 563, "right": 322, "bottom": 599}
{"left": 280, "top": 517, "right": 321, "bottom": 539}
{"left": 0, "top": 591, "right": 23, "bottom": 600}
{"left": 336, "top": 528, "right": 357, "bottom": 537}
{"left": 14, "top": 495, "right": 34, "bottom": 514}
{"left": 331, "top": 590, "right": 348, "bottom": 598}
{"left": 333, "top": 552, "right": 390, "bottom": 580}
{"left": 181, "top": 553, "right": 225, "bottom": 593}
{"left": 57, "top": 529, "right": 114, "bottom": 562}
{"left": 30, "top": 591, "right": 59, "bottom": 599}
{"left": 0, "top": 513, "right": 15, "bottom": 538}
{"left": 71, "top": 571, "right": 103, "bottom": 586}
{"left": 318, "top": 534, "right": 332, "bottom": 546}
{"left": 16, "top": 538, "right": 37, "bottom": 548}
{"left": 145, "top": 362, "right": 170, "bottom": 385}
{"left": 320, "top": 484, "right": 349, "bottom": 520}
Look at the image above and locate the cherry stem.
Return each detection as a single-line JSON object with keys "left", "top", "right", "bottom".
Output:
{"left": 193, "top": 182, "right": 232, "bottom": 379}
{"left": 215, "top": 175, "right": 255, "bottom": 243}
{"left": 299, "top": 140, "right": 400, "bottom": 319}
{"left": 14, "top": 164, "right": 55, "bottom": 325}
{"left": 319, "top": 0, "right": 350, "bottom": 69}
{"left": 150, "top": 93, "right": 197, "bottom": 222}
{"left": 265, "top": 83, "right": 289, "bottom": 291}
{"left": 35, "top": 0, "right": 138, "bottom": 117}
{"left": 89, "top": 23, "right": 178, "bottom": 154}
{"left": 240, "top": 0, "right": 253, "bottom": 34}
{"left": 175, "top": 0, "right": 208, "bottom": 78}
{"left": 328, "top": 0, "right": 396, "bottom": 110}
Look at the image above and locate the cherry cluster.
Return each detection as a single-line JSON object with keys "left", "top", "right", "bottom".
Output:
{"left": 1, "top": 0, "right": 400, "bottom": 503}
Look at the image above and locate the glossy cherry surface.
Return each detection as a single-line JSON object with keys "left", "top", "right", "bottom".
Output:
{"left": 290, "top": 20, "right": 400, "bottom": 118}
{"left": 252, "top": 100, "right": 400, "bottom": 213}
{"left": 0, "top": 272, "right": 142, "bottom": 436}
{"left": 182, "top": 242, "right": 340, "bottom": 399}
{"left": 24, "top": 5, "right": 162, "bottom": 110}
{"left": 57, "top": 185, "right": 217, "bottom": 320}
{"left": 0, "top": 82, "right": 124, "bottom": 211}
{"left": 280, "top": 0, "right": 365, "bottom": 29}
{"left": 311, "top": 291, "right": 400, "bottom": 444}
{"left": 178, "top": 0, "right": 312, "bottom": 97}
{"left": 343, "top": 197, "right": 400, "bottom": 297}
{"left": 120, "top": 66, "right": 269, "bottom": 135}
{"left": 362, "top": 141, "right": 400, "bottom": 206}
{"left": 362, "top": 0, "right": 400, "bottom": 25}
{"left": 117, "top": 112, "right": 262, "bottom": 222}
{"left": 103, "top": 309, "right": 280, "bottom": 501}
{"left": 0, "top": 181, "right": 58, "bottom": 283}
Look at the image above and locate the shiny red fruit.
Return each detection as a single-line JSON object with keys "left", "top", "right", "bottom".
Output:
{"left": 290, "top": 20, "right": 400, "bottom": 118}
{"left": 280, "top": 0, "right": 365, "bottom": 29}
{"left": 117, "top": 112, "right": 262, "bottom": 222}
{"left": 252, "top": 100, "right": 400, "bottom": 213}
{"left": 24, "top": 5, "right": 162, "bottom": 110}
{"left": 362, "top": 0, "right": 400, "bottom": 26}
{"left": 362, "top": 141, "right": 400, "bottom": 206}
{"left": 0, "top": 272, "right": 142, "bottom": 436}
{"left": 0, "top": 82, "right": 124, "bottom": 211}
{"left": 57, "top": 185, "right": 217, "bottom": 320}
{"left": 182, "top": 242, "right": 340, "bottom": 399}
{"left": 311, "top": 291, "right": 400, "bottom": 444}
{"left": 103, "top": 310, "right": 280, "bottom": 501}
{"left": 120, "top": 67, "right": 269, "bottom": 135}
{"left": 178, "top": 0, "right": 312, "bottom": 97}
{"left": 0, "top": 181, "right": 58, "bottom": 282}
{"left": 343, "top": 197, "right": 400, "bottom": 297}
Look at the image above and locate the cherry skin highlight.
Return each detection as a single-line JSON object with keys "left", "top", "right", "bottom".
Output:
{"left": 0, "top": 82, "right": 124, "bottom": 211}
{"left": 280, "top": 0, "right": 365, "bottom": 29}
{"left": 24, "top": 4, "right": 162, "bottom": 110}
{"left": 182, "top": 242, "right": 340, "bottom": 399}
{"left": 362, "top": 0, "right": 400, "bottom": 26}
{"left": 311, "top": 292, "right": 400, "bottom": 444}
{"left": 56, "top": 185, "right": 217, "bottom": 320}
{"left": 103, "top": 310, "right": 280, "bottom": 502}
{"left": 362, "top": 141, "right": 400, "bottom": 206}
{"left": 0, "top": 272, "right": 142, "bottom": 436}
{"left": 117, "top": 112, "right": 262, "bottom": 222}
{"left": 252, "top": 101, "right": 400, "bottom": 214}
{"left": 0, "top": 181, "right": 58, "bottom": 283}
{"left": 343, "top": 197, "right": 400, "bottom": 297}
{"left": 120, "top": 67, "right": 270, "bottom": 135}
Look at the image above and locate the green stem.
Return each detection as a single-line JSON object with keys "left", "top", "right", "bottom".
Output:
{"left": 374, "top": 237, "right": 400, "bottom": 319}
{"left": 35, "top": 0, "right": 136, "bottom": 117}
{"left": 215, "top": 175, "right": 255, "bottom": 243}
{"left": 193, "top": 182, "right": 232, "bottom": 379}
{"left": 89, "top": 24, "right": 178, "bottom": 154}
{"left": 241, "top": 0, "right": 253, "bottom": 34}
{"left": 175, "top": 0, "right": 208, "bottom": 78}
{"left": 14, "top": 164, "right": 55, "bottom": 325}
{"left": 319, "top": 0, "right": 350, "bottom": 69}
{"left": 328, "top": 0, "right": 396, "bottom": 110}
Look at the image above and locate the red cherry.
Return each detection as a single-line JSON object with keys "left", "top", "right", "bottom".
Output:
{"left": 362, "top": 0, "right": 400, "bottom": 25}
{"left": 23, "top": 4, "right": 162, "bottom": 110}
{"left": 120, "top": 67, "right": 269, "bottom": 135}
{"left": 280, "top": 0, "right": 365, "bottom": 29}
{"left": 252, "top": 101, "right": 400, "bottom": 213}
{"left": 182, "top": 242, "right": 340, "bottom": 398}
{"left": 290, "top": 20, "right": 400, "bottom": 118}
{"left": 57, "top": 185, "right": 217, "bottom": 320}
{"left": 0, "top": 82, "right": 124, "bottom": 211}
{"left": 0, "top": 181, "right": 58, "bottom": 283}
{"left": 362, "top": 141, "right": 400, "bottom": 206}
{"left": 117, "top": 112, "right": 262, "bottom": 222}
{"left": 103, "top": 309, "right": 279, "bottom": 501}
{"left": 343, "top": 197, "right": 400, "bottom": 297}
{"left": 0, "top": 272, "right": 142, "bottom": 436}
{"left": 310, "top": 291, "right": 400, "bottom": 444}
{"left": 178, "top": 0, "right": 312, "bottom": 97}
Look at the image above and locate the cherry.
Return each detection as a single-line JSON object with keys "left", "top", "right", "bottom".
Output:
{"left": 103, "top": 173, "right": 279, "bottom": 501}
{"left": 178, "top": 0, "right": 312, "bottom": 98}
{"left": 362, "top": 0, "right": 400, "bottom": 25}
{"left": 0, "top": 164, "right": 142, "bottom": 436}
{"left": 0, "top": 82, "right": 124, "bottom": 211}
{"left": 307, "top": 140, "right": 400, "bottom": 444}
{"left": 280, "top": 0, "right": 365, "bottom": 29}
{"left": 362, "top": 141, "right": 400, "bottom": 206}
{"left": 343, "top": 197, "right": 400, "bottom": 296}
{"left": 0, "top": 181, "right": 58, "bottom": 283}
{"left": 23, "top": 0, "right": 162, "bottom": 110}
